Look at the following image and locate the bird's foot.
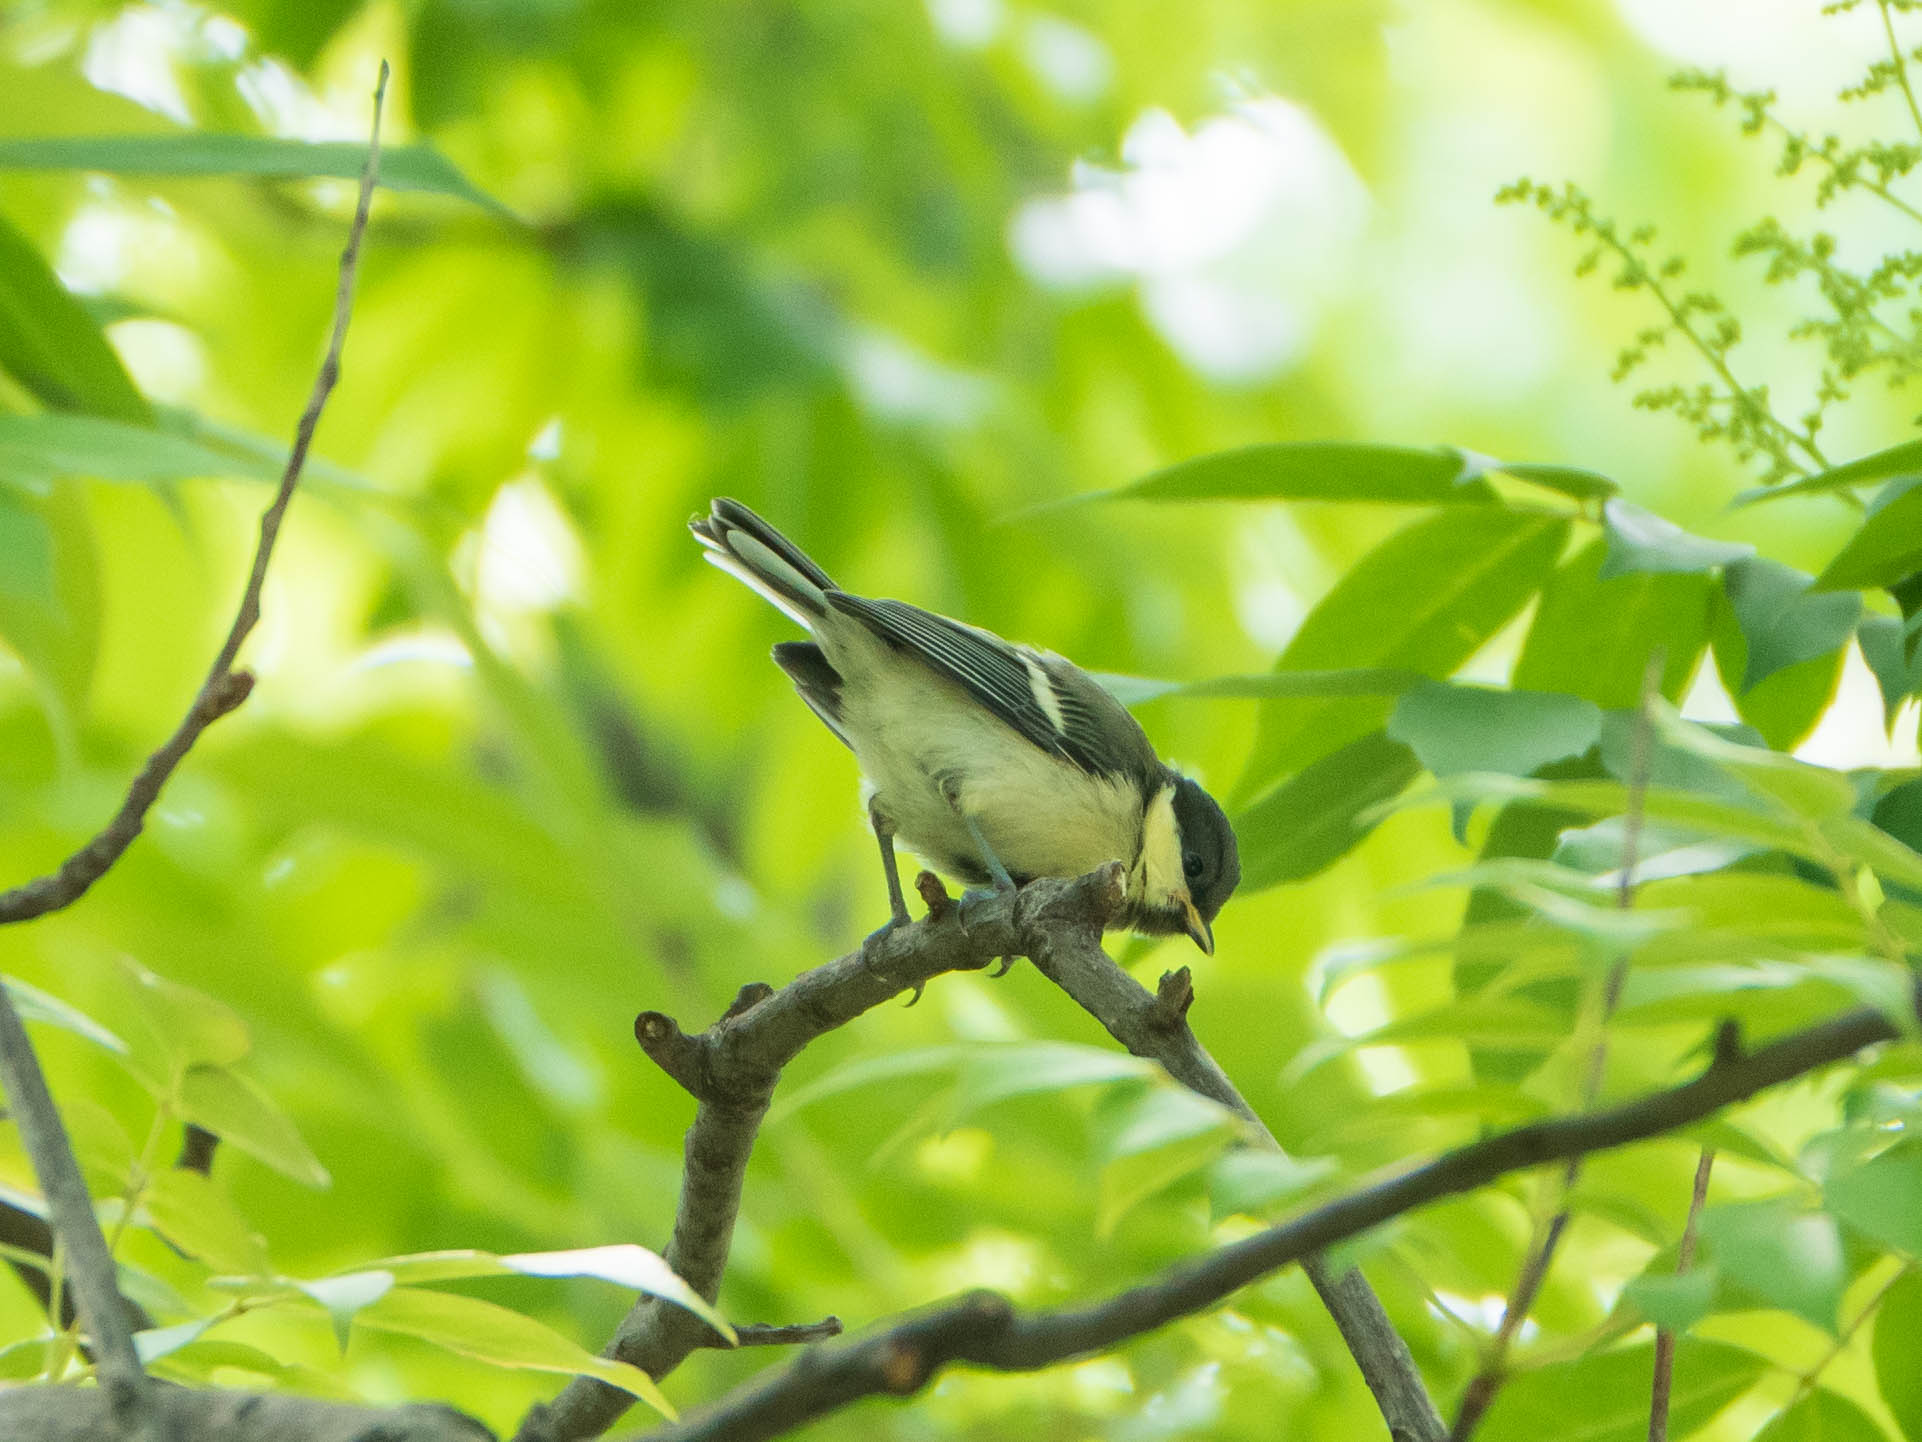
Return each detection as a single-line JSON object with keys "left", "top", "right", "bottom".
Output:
{"left": 988, "top": 955, "right": 1016, "bottom": 978}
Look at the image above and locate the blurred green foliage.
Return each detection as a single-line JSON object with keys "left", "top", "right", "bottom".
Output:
{"left": 8, "top": 1, "right": 1922, "bottom": 1439}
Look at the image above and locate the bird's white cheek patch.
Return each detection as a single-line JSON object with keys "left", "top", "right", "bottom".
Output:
{"left": 1135, "top": 784, "right": 1186, "bottom": 904}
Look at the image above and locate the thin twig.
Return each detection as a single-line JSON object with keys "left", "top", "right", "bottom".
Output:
{"left": 734, "top": 1319, "right": 843, "bottom": 1347}
{"left": 0, "top": 59, "right": 388, "bottom": 1407}
{"left": 633, "top": 999, "right": 1907, "bottom": 1442}
{"left": 1648, "top": 1147, "right": 1714, "bottom": 1442}
{"left": 0, "top": 68, "right": 387, "bottom": 925}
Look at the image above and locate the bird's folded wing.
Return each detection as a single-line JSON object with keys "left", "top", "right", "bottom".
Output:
{"left": 826, "top": 593, "right": 1153, "bottom": 779}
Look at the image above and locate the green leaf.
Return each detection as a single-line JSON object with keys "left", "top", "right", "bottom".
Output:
{"left": 0, "top": 414, "right": 287, "bottom": 491}
{"left": 356, "top": 1287, "right": 674, "bottom": 1416}
{"left": 1701, "top": 1200, "right": 1845, "bottom": 1330}
{"left": 178, "top": 1064, "right": 330, "bottom": 1188}
{"left": 953, "top": 1043, "right": 1158, "bottom": 1113}
{"left": 1115, "top": 441, "right": 1492, "bottom": 505}
{"left": 1873, "top": 1269, "right": 1922, "bottom": 1440}
{"left": 1207, "top": 1150, "right": 1339, "bottom": 1220}
{"left": 1493, "top": 460, "right": 1618, "bottom": 501}
{"left": 1827, "top": 1139, "right": 1922, "bottom": 1256}
{"left": 1515, "top": 541, "right": 1713, "bottom": 707}
{"left": 133, "top": 1316, "right": 223, "bottom": 1366}
{"left": 1599, "top": 499, "right": 1754, "bottom": 577}
{"left": 1620, "top": 1264, "right": 1720, "bottom": 1332}
{"left": 1709, "top": 600, "right": 1846, "bottom": 752}
{"left": 1649, "top": 702, "right": 1857, "bottom": 820}
{"left": 1234, "top": 730, "right": 1423, "bottom": 891}
{"left": 1480, "top": 1339, "right": 1767, "bottom": 1442}
{"left": 1095, "top": 668, "right": 1423, "bottom": 707}
{"left": 1722, "top": 557, "right": 1861, "bottom": 691}
{"left": 0, "top": 135, "right": 509, "bottom": 216}
{"left": 1817, "top": 477, "right": 1922, "bottom": 592}
{"left": 0, "top": 484, "right": 98, "bottom": 717}
{"left": 0, "top": 211, "right": 151, "bottom": 423}
{"left": 0, "top": 491, "right": 54, "bottom": 606}
{"left": 141, "top": 1169, "right": 272, "bottom": 1277}
{"left": 1096, "top": 1126, "right": 1233, "bottom": 1238}
{"left": 1860, "top": 614, "right": 1922, "bottom": 731}
{"left": 296, "top": 1270, "right": 395, "bottom": 1354}
{"left": 1756, "top": 1390, "right": 1894, "bottom": 1442}
{"left": 1241, "top": 508, "right": 1569, "bottom": 796}
{"left": 2, "top": 975, "right": 125, "bottom": 1054}
{"left": 118, "top": 958, "right": 250, "bottom": 1074}
{"left": 501, "top": 1246, "right": 733, "bottom": 1345}
{"left": 1735, "top": 438, "right": 1922, "bottom": 506}
{"left": 1387, "top": 682, "right": 1602, "bottom": 778}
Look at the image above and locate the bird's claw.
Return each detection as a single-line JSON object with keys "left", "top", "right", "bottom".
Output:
{"left": 862, "top": 912, "right": 910, "bottom": 954}
{"left": 988, "top": 955, "right": 1016, "bottom": 978}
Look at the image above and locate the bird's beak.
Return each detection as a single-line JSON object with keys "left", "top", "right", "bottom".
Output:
{"left": 1181, "top": 896, "right": 1213, "bottom": 955}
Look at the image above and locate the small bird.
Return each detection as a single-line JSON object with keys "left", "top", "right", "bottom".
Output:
{"left": 691, "top": 499, "right": 1239, "bottom": 952}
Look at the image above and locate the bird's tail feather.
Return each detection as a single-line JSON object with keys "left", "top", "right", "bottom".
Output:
{"left": 690, "top": 498, "right": 835, "bottom": 626}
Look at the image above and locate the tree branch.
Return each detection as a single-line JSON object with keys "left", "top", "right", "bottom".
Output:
{"left": 515, "top": 865, "right": 1129, "bottom": 1442}
{"left": 0, "top": 59, "right": 388, "bottom": 1405}
{"left": 1022, "top": 924, "right": 1443, "bottom": 1440}
{"left": 628, "top": 1000, "right": 1904, "bottom": 1442}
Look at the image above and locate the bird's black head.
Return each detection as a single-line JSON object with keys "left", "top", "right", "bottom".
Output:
{"left": 1171, "top": 773, "right": 1240, "bottom": 926}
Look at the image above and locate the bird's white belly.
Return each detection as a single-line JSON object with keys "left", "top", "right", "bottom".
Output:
{"left": 822, "top": 624, "right": 1140, "bottom": 884}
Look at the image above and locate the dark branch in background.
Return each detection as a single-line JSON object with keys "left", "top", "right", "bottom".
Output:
{"left": 0, "top": 58, "right": 388, "bottom": 1413}
{"left": 629, "top": 1000, "right": 1907, "bottom": 1442}
{"left": 1649, "top": 1147, "right": 1714, "bottom": 1442}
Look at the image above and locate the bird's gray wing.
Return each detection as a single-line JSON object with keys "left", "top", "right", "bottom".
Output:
{"left": 825, "top": 593, "right": 1158, "bottom": 780}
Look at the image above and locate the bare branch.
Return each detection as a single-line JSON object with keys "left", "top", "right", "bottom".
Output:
{"left": 0, "top": 68, "right": 386, "bottom": 924}
{"left": 1648, "top": 1147, "right": 1714, "bottom": 1442}
{"left": 734, "top": 1318, "right": 843, "bottom": 1347}
{"left": 631, "top": 999, "right": 1903, "bottom": 1442}
{"left": 516, "top": 865, "right": 1129, "bottom": 1442}
{"left": 0, "top": 1384, "right": 490, "bottom": 1442}
{"left": 0, "top": 60, "right": 388, "bottom": 1405}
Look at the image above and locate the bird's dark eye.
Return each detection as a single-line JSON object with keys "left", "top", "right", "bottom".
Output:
{"left": 1182, "top": 851, "right": 1205, "bottom": 882}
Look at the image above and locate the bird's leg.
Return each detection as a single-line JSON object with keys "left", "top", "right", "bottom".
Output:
{"left": 959, "top": 809, "right": 1018, "bottom": 978}
{"left": 865, "top": 799, "right": 913, "bottom": 946}
{"left": 962, "top": 812, "right": 1016, "bottom": 894}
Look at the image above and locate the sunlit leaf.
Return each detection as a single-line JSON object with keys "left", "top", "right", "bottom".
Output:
{"left": 1515, "top": 540, "right": 1712, "bottom": 707}
{"left": 3, "top": 975, "right": 126, "bottom": 1054}
{"left": 141, "top": 1169, "right": 272, "bottom": 1278}
{"left": 1240, "top": 509, "right": 1569, "bottom": 796}
{"left": 1701, "top": 1199, "right": 1845, "bottom": 1331}
{"left": 0, "top": 135, "right": 509, "bottom": 215}
{"left": 355, "top": 1287, "right": 674, "bottom": 1415}
{"left": 1827, "top": 1140, "right": 1922, "bottom": 1257}
{"left": 1755, "top": 1390, "right": 1893, "bottom": 1442}
{"left": 296, "top": 1270, "right": 394, "bottom": 1354}
{"left": 1873, "top": 1269, "right": 1922, "bottom": 1440}
{"left": 1113, "top": 441, "right": 1491, "bottom": 504}
{"left": 1734, "top": 438, "right": 1922, "bottom": 506}
{"left": 178, "top": 1064, "right": 330, "bottom": 1188}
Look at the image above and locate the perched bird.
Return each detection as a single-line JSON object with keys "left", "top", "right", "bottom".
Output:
{"left": 691, "top": 499, "right": 1239, "bottom": 952}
